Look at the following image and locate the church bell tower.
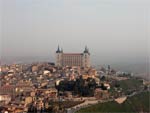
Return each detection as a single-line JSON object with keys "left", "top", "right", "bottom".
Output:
{"left": 55, "top": 45, "right": 63, "bottom": 67}
{"left": 83, "top": 46, "right": 90, "bottom": 68}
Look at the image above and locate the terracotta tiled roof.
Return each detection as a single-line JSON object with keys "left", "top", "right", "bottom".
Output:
{"left": 0, "top": 85, "right": 15, "bottom": 89}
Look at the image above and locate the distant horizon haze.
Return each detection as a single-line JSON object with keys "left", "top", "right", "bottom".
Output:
{"left": 1, "top": 0, "right": 149, "bottom": 74}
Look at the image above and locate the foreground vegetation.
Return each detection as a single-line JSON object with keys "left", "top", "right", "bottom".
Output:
{"left": 110, "top": 77, "right": 143, "bottom": 96}
{"left": 76, "top": 91, "right": 150, "bottom": 113}
{"left": 56, "top": 76, "right": 97, "bottom": 96}
{"left": 118, "top": 78, "right": 143, "bottom": 91}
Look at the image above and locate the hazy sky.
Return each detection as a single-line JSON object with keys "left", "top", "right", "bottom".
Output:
{"left": 1, "top": 0, "right": 150, "bottom": 65}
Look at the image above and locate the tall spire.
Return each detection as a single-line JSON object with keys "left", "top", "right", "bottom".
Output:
{"left": 61, "top": 48, "right": 63, "bottom": 53}
{"left": 83, "top": 45, "right": 90, "bottom": 55}
{"left": 56, "top": 45, "right": 61, "bottom": 53}
{"left": 85, "top": 45, "right": 88, "bottom": 51}
{"left": 84, "top": 45, "right": 88, "bottom": 53}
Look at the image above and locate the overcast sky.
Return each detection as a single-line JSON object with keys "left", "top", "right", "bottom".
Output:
{"left": 1, "top": 0, "right": 150, "bottom": 65}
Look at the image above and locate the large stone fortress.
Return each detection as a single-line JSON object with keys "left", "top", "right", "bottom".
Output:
{"left": 55, "top": 46, "right": 90, "bottom": 68}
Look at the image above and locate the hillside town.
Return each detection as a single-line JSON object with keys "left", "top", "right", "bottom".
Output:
{"left": 0, "top": 62, "right": 149, "bottom": 113}
{"left": 0, "top": 46, "right": 149, "bottom": 113}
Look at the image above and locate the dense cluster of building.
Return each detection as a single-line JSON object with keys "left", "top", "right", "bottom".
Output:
{"left": 0, "top": 47, "right": 147, "bottom": 113}
{"left": 0, "top": 62, "right": 100, "bottom": 112}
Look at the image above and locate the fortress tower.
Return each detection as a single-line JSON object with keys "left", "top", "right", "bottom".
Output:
{"left": 55, "top": 46, "right": 90, "bottom": 68}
